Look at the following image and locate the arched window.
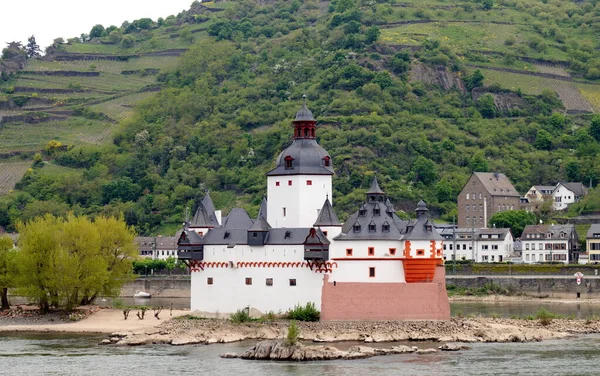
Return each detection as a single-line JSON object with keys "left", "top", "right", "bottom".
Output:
{"left": 322, "top": 156, "right": 331, "bottom": 167}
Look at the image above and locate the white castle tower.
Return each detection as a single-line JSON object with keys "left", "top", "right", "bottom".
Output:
{"left": 266, "top": 98, "right": 334, "bottom": 228}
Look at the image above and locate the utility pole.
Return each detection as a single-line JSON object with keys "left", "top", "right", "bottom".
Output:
{"left": 452, "top": 216, "right": 457, "bottom": 274}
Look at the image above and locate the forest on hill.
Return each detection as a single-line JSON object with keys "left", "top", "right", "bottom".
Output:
{"left": 1, "top": 0, "right": 600, "bottom": 235}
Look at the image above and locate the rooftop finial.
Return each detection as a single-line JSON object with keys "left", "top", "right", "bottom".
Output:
{"left": 302, "top": 94, "right": 307, "bottom": 105}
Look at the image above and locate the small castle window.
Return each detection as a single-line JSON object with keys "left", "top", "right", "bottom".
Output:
{"left": 373, "top": 208, "right": 381, "bottom": 216}
{"left": 368, "top": 247, "right": 375, "bottom": 256}
{"left": 369, "top": 267, "right": 376, "bottom": 278}
{"left": 207, "top": 277, "right": 213, "bottom": 285}
{"left": 276, "top": 182, "right": 280, "bottom": 186}
{"left": 285, "top": 231, "right": 291, "bottom": 239}
{"left": 353, "top": 224, "right": 361, "bottom": 233}
{"left": 346, "top": 248, "right": 353, "bottom": 256}
{"left": 266, "top": 278, "right": 273, "bottom": 286}
{"left": 284, "top": 156, "right": 294, "bottom": 169}
{"left": 389, "top": 248, "right": 396, "bottom": 256}
{"left": 417, "top": 249, "right": 425, "bottom": 256}
{"left": 289, "top": 279, "right": 297, "bottom": 286}
{"left": 368, "top": 223, "right": 376, "bottom": 232}
{"left": 323, "top": 156, "right": 331, "bottom": 167}
{"left": 288, "top": 180, "right": 292, "bottom": 186}
{"left": 253, "top": 232, "right": 258, "bottom": 237}
{"left": 306, "top": 180, "right": 312, "bottom": 186}
{"left": 245, "top": 278, "right": 252, "bottom": 285}
{"left": 358, "top": 209, "right": 366, "bottom": 216}
{"left": 382, "top": 223, "right": 390, "bottom": 232}
{"left": 224, "top": 231, "right": 230, "bottom": 239}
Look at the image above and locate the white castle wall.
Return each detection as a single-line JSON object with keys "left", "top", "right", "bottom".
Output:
{"left": 190, "top": 244, "right": 325, "bottom": 314}
{"left": 330, "top": 240, "right": 406, "bottom": 283}
{"left": 267, "top": 175, "right": 332, "bottom": 228}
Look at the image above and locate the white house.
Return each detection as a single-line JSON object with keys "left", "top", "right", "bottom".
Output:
{"left": 553, "top": 182, "right": 588, "bottom": 211}
{"left": 521, "top": 224, "right": 578, "bottom": 264}
{"left": 438, "top": 227, "right": 513, "bottom": 262}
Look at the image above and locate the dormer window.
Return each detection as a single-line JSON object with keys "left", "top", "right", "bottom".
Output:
{"left": 368, "top": 221, "right": 376, "bottom": 232}
{"left": 353, "top": 223, "right": 361, "bottom": 233}
{"left": 373, "top": 208, "right": 381, "bottom": 216}
{"left": 425, "top": 225, "right": 432, "bottom": 232}
{"left": 322, "top": 156, "right": 331, "bottom": 167}
{"left": 382, "top": 222, "right": 390, "bottom": 232}
{"left": 285, "top": 231, "right": 291, "bottom": 239}
{"left": 224, "top": 231, "right": 230, "bottom": 239}
{"left": 547, "top": 233, "right": 552, "bottom": 239}
{"left": 358, "top": 206, "right": 366, "bottom": 216}
{"left": 284, "top": 156, "right": 294, "bottom": 169}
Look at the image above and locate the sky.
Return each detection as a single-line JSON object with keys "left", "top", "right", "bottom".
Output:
{"left": 0, "top": 0, "right": 195, "bottom": 51}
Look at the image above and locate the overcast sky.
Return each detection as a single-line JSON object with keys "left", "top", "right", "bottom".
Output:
{"left": 1, "top": 0, "right": 194, "bottom": 50}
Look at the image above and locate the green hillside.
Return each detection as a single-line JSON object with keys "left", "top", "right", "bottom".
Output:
{"left": 1, "top": 0, "right": 600, "bottom": 235}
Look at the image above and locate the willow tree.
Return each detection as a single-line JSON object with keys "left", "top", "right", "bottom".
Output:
{"left": 0, "top": 236, "right": 17, "bottom": 310}
{"left": 15, "top": 214, "right": 137, "bottom": 311}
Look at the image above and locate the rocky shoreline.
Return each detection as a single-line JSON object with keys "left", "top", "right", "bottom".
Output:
{"left": 101, "top": 316, "right": 600, "bottom": 347}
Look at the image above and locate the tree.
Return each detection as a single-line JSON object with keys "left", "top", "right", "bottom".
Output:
{"left": 464, "top": 69, "right": 484, "bottom": 91}
{"left": 25, "top": 36, "right": 41, "bottom": 58}
{"left": 15, "top": 214, "right": 137, "bottom": 311}
{"left": 534, "top": 129, "right": 553, "bottom": 150}
{"left": 121, "top": 35, "right": 135, "bottom": 49}
{"left": 476, "top": 94, "right": 496, "bottom": 118}
{"left": 89, "top": 24, "right": 105, "bottom": 39}
{"left": 365, "top": 26, "right": 380, "bottom": 44}
{"left": 590, "top": 115, "right": 600, "bottom": 142}
{"left": 469, "top": 152, "right": 489, "bottom": 172}
{"left": 0, "top": 236, "right": 16, "bottom": 310}
{"left": 411, "top": 156, "right": 437, "bottom": 185}
{"left": 1, "top": 41, "right": 26, "bottom": 60}
{"left": 487, "top": 210, "right": 536, "bottom": 238}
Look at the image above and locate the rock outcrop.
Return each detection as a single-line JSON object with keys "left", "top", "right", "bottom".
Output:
{"left": 234, "top": 340, "right": 431, "bottom": 361}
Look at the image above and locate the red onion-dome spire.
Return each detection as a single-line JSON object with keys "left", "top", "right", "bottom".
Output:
{"left": 293, "top": 95, "right": 316, "bottom": 139}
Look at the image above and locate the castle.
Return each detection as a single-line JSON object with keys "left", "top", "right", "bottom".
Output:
{"left": 177, "top": 101, "right": 450, "bottom": 320}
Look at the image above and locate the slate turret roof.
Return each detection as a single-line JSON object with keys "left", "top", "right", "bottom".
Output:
{"left": 404, "top": 201, "right": 443, "bottom": 241}
{"left": 190, "top": 192, "right": 221, "bottom": 228}
{"left": 314, "top": 198, "right": 341, "bottom": 227}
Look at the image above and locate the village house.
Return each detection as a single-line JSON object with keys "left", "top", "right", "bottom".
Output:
{"left": 587, "top": 224, "right": 600, "bottom": 263}
{"left": 135, "top": 235, "right": 179, "bottom": 259}
{"left": 521, "top": 224, "right": 578, "bottom": 264}
{"left": 553, "top": 182, "right": 588, "bottom": 211}
{"left": 177, "top": 101, "right": 450, "bottom": 321}
{"left": 457, "top": 172, "right": 521, "bottom": 228}
{"left": 438, "top": 227, "right": 514, "bottom": 263}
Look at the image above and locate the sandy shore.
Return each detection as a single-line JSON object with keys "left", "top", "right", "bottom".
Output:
{"left": 0, "top": 307, "right": 190, "bottom": 334}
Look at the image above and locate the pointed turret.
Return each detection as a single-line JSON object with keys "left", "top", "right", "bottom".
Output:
{"left": 404, "top": 200, "right": 442, "bottom": 241}
{"left": 190, "top": 193, "right": 221, "bottom": 229}
{"left": 366, "top": 177, "right": 386, "bottom": 203}
{"left": 314, "top": 197, "right": 341, "bottom": 227}
{"left": 257, "top": 196, "right": 268, "bottom": 221}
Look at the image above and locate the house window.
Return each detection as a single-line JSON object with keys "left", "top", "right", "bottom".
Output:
{"left": 266, "top": 278, "right": 273, "bottom": 286}
{"left": 369, "top": 267, "right": 376, "bottom": 278}
{"left": 275, "top": 181, "right": 280, "bottom": 187}
{"left": 417, "top": 249, "right": 425, "bottom": 256}
{"left": 289, "top": 279, "right": 296, "bottom": 286}
{"left": 284, "top": 231, "right": 291, "bottom": 239}
{"left": 224, "top": 232, "right": 230, "bottom": 239}
{"left": 466, "top": 217, "right": 470, "bottom": 225}
{"left": 466, "top": 205, "right": 470, "bottom": 212}
{"left": 479, "top": 193, "right": 482, "bottom": 199}
{"left": 207, "top": 277, "right": 213, "bottom": 285}
{"left": 288, "top": 180, "right": 292, "bottom": 186}
{"left": 346, "top": 248, "right": 353, "bottom": 256}
{"left": 389, "top": 248, "right": 396, "bottom": 256}
{"left": 466, "top": 193, "right": 469, "bottom": 200}
{"left": 245, "top": 278, "right": 252, "bottom": 285}
{"left": 368, "top": 247, "right": 375, "bottom": 256}
{"left": 368, "top": 223, "right": 376, "bottom": 232}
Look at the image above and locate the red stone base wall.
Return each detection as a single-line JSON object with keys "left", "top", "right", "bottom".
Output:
{"left": 320, "top": 265, "right": 450, "bottom": 321}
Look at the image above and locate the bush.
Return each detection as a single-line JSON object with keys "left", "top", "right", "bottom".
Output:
{"left": 535, "top": 308, "right": 557, "bottom": 326}
{"left": 285, "top": 321, "right": 299, "bottom": 346}
{"left": 230, "top": 308, "right": 253, "bottom": 323}
{"left": 286, "top": 302, "right": 320, "bottom": 322}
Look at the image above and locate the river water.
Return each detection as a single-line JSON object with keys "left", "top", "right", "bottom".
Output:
{"left": 2, "top": 332, "right": 600, "bottom": 375}
{"left": 3, "top": 300, "right": 600, "bottom": 375}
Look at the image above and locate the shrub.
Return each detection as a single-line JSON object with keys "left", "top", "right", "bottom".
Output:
{"left": 286, "top": 302, "right": 320, "bottom": 322}
{"left": 230, "top": 308, "right": 253, "bottom": 323}
{"left": 535, "top": 308, "right": 557, "bottom": 326}
{"left": 285, "top": 321, "right": 299, "bottom": 346}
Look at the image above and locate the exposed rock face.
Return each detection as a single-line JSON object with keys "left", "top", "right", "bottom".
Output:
{"left": 410, "top": 64, "right": 466, "bottom": 92}
{"left": 103, "top": 316, "right": 586, "bottom": 347}
{"left": 235, "top": 340, "right": 424, "bottom": 361}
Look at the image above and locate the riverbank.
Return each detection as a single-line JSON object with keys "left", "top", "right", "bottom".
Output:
{"left": 0, "top": 306, "right": 189, "bottom": 334}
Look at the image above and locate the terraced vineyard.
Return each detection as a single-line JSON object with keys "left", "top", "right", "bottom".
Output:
{"left": 0, "top": 161, "right": 31, "bottom": 194}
